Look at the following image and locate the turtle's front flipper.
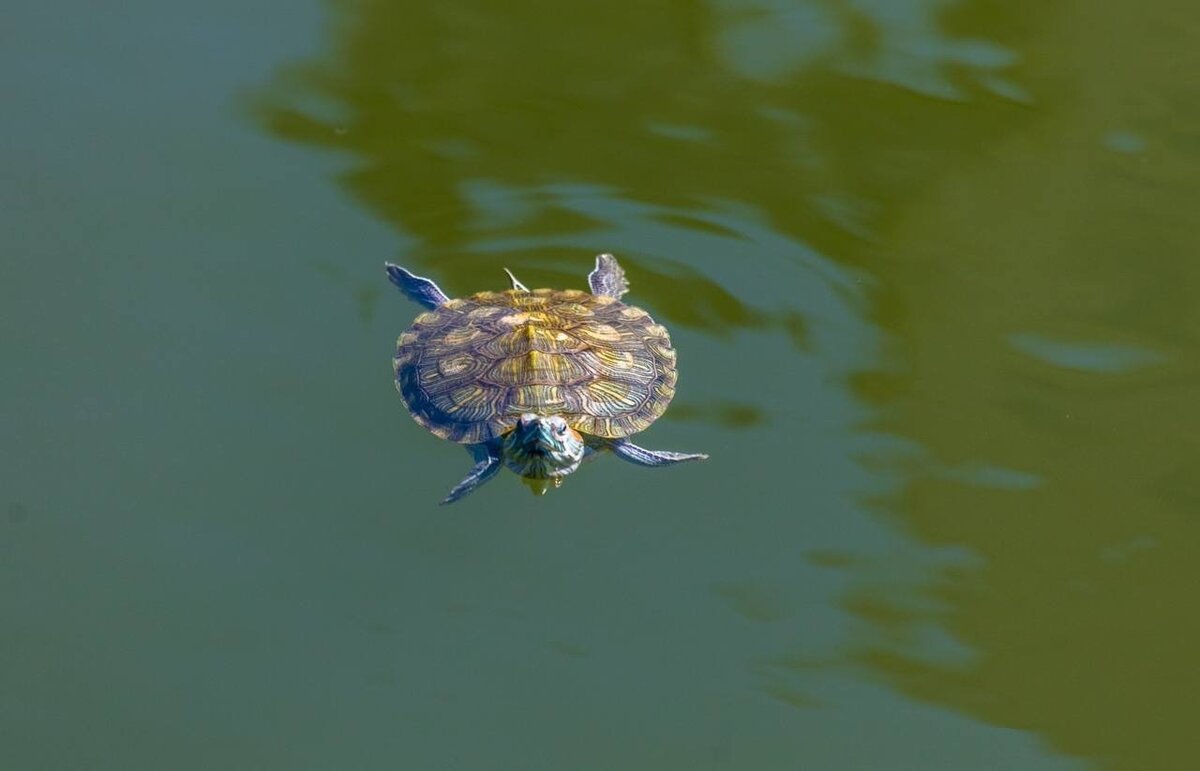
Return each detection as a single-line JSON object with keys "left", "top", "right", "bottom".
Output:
{"left": 386, "top": 263, "right": 450, "bottom": 309}
{"left": 608, "top": 438, "right": 708, "bottom": 467}
{"left": 441, "top": 446, "right": 501, "bottom": 501}
{"left": 441, "top": 447, "right": 503, "bottom": 505}
{"left": 588, "top": 253, "right": 630, "bottom": 299}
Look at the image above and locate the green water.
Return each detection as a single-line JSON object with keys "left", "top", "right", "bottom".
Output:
{"left": 4, "top": 1, "right": 1198, "bottom": 769}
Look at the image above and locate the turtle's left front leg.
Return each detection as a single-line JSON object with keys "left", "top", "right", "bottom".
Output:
{"left": 607, "top": 438, "right": 708, "bottom": 467}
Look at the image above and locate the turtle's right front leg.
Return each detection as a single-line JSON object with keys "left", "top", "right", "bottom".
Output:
{"left": 386, "top": 263, "right": 450, "bottom": 309}
{"left": 440, "top": 443, "right": 503, "bottom": 505}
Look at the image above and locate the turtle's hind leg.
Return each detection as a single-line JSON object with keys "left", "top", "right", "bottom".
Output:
{"left": 608, "top": 439, "right": 708, "bottom": 467}
{"left": 386, "top": 263, "right": 450, "bottom": 309}
{"left": 587, "top": 253, "right": 630, "bottom": 299}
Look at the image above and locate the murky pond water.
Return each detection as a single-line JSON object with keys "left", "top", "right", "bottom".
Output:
{"left": 5, "top": 1, "right": 1198, "bottom": 769}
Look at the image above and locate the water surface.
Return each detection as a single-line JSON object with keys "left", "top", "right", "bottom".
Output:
{"left": 4, "top": 1, "right": 1198, "bottom": 769}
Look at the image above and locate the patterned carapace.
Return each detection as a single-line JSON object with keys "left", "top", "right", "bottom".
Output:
{"left": 394, "top": 287, "right": 678, "bottom": 443}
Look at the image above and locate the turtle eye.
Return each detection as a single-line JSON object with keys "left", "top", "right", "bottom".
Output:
{"left": 554, "top": 424, "right": 567, "bottom": 436}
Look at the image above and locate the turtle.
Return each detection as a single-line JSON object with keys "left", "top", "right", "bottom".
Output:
{"left": 385, "top": 253, "right": 708, "bottom": 504}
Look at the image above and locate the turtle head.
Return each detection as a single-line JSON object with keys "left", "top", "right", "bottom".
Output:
{"left": 502, "top": 413, "right": 586, "bottom": 482}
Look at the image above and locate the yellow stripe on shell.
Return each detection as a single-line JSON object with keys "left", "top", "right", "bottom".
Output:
{"left": 568, "top": 412, "right": 650, "bottom": 438}
{"left": 571, "top": 322, "right": 623, "bottom": 344}
{"left": 506, "top": 385, "right": 568, "bottom": 412}
{"left": 465, "top": 305, "right": 507, "bottom": 323}
{"left": 645, "top": 338, "right": 677, "bottom": 365}
{"left": 412, "top": 311, "right": 441, "bottom": 327}
{"left": 433, "top": 384, "right": 501, "bottom": 422}
{"left": 439, "top": 325, "right": 489, "bottom": 348}
{"left": 477, "top": 326, "right": 588, "bottom": 357}
{"left": 395, "top": 290, "right": 683, "bottom": 443}
{"left": 553, "top": 302, "right": 595, "bottom": 318}
{"left": 576, "top": 348, "right": 658, "bottom": 381}
{"left": 436, "top": 353, "right": 488, "bottom": 378}
{"left": 495, "top": 310, "right": 565, "bottom": 328}
{"left": 580, "top": 378, "right": 645, "bottom": 413}
{"left": 644, "top": 323, "right": 670, "bottom": 339}
{"left": 484, "top": 350, "right": 592, "bottom": 386}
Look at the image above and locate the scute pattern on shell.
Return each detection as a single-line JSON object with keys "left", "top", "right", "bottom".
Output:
{"left": 394, "top": 287, "right": 678, "bottom": 443}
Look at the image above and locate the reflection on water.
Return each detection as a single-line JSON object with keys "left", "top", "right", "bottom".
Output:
{"left": 256, "top": 0, "right": 1200, "bottom": 769}
{"left": 1007, "top": 333, "right": 1167, "bottom": 374}
{"left": 261, "top": 0, "right": 1028, "bottom": 268}
{"left": 270, "top": 0, "right": 1200, "bottom": 763}
{"left": 840, "top": 0, "right": 1200, "bottom": 766}
{"left": 2, "top": 0, "right": 1195, "bottom": 767}
{"left": 668, "top": 401, "right": 768, "bottom": 429}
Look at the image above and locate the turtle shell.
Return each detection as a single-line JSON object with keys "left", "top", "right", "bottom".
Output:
{"left": 394, "top": 287, "right": 678, "bottom": 444}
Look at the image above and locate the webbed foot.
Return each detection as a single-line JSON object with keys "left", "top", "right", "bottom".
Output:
{"left": 588, "top": 253, "right": 630, "bottom": 299}
{"left": 608, "top": 439, "right": 708, "bottom": 467}
{"left": 386, "top": 263, "right": 450, "bottom": 309}
{"left": 441, "top": 447, "right": 502, "bottom": 505}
